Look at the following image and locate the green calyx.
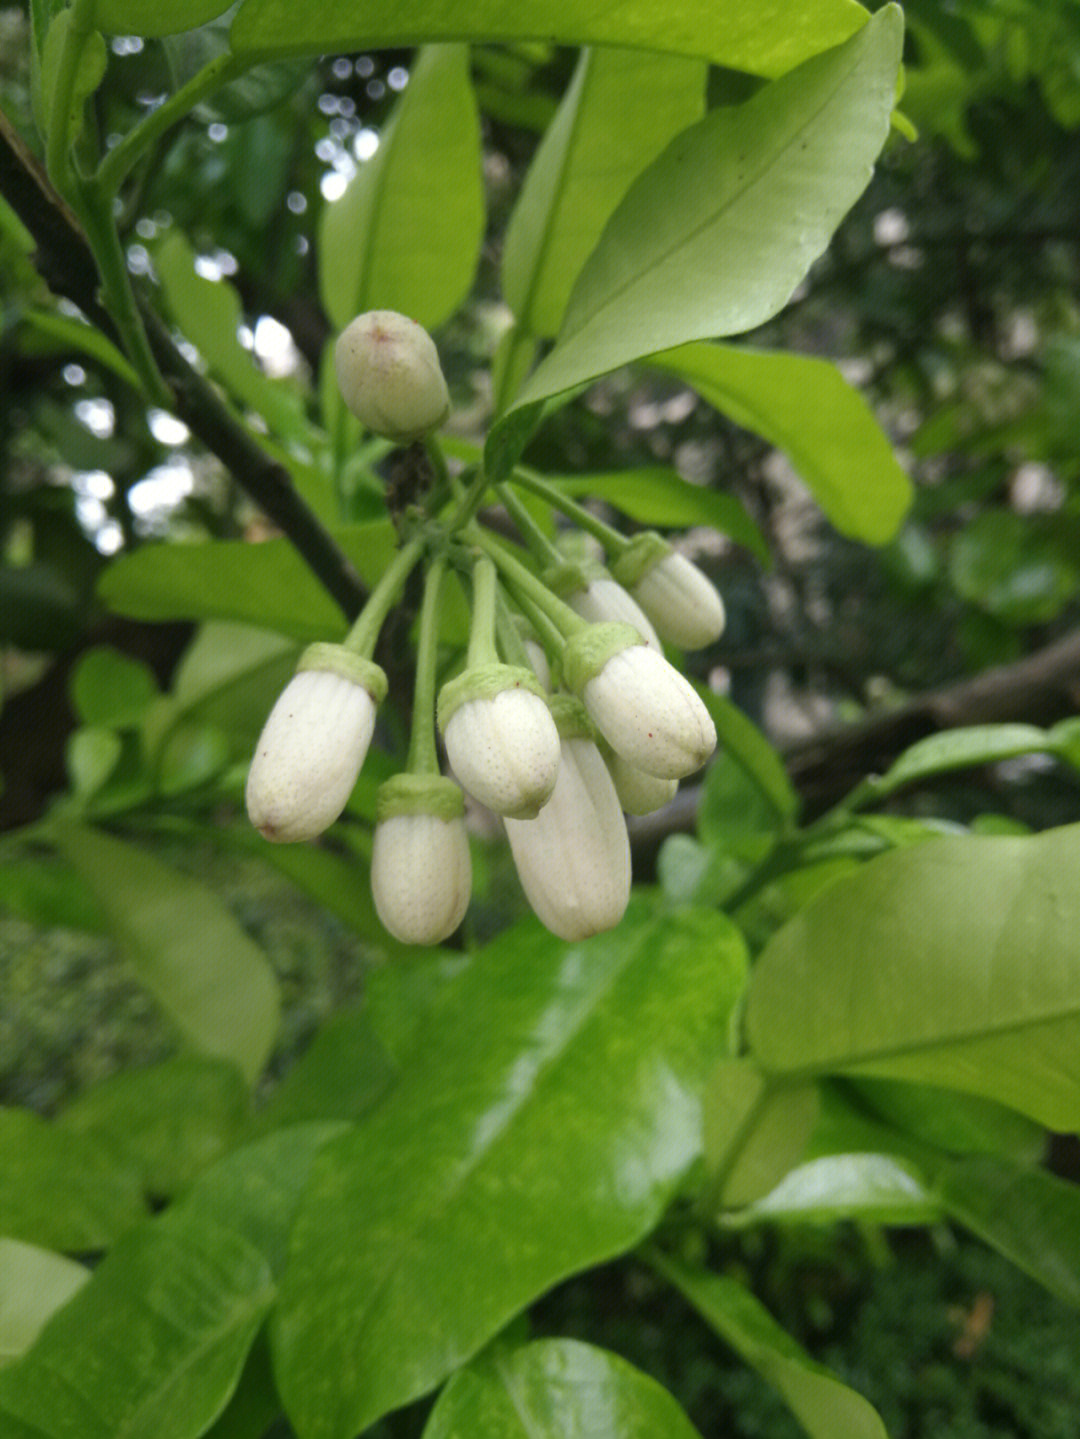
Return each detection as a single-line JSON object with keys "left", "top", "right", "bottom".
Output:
{"left": 546, "top": 693, "right": 597, "bottom": 742}
{"left": 541, "top": 559, "right": 606, "bottom": 598}
{"left": 297, "top": 643, "right": 388, "bottom": 702}
{"left": 609, "top": 531, "right": 672, "bottom": 589}
{"left": 376, "top": 772, "right": 465, "bottom": 822}
{"left": 563, "top": 623, "right": 643, "bottom": 696}
{"left": 436, "top": 662, "right": 547, "bottom": 731}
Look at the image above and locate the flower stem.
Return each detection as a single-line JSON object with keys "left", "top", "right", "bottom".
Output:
{"left": 408, "top": 554, "right": 447, "bottom": 775}
{"left": 511, "top": 468, "right": 629, "bottom": 555}
{"left": 475, "top": 528, "right": 586, "bottom": 639}
{"left": 446, "top": 464, "right": 490, "bottom": 532}
{"left": 466, "top": 553, "right": 499, "bottom": 668}
{"left": 345, "top": 533, "right": 425, "bottom": 658}
{"left": 494, "top": 482, "right": 562, "bottom": 565}
{"left": 494, "top": 589, "right": 533, "bottom": 671}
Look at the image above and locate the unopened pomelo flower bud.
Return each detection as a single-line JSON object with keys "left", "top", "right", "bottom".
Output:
{"left": 246, "top": 644, "right": 387, "bottom": 842}
{"left": 370, "top": 774, "right": 471, "bottom": 945}
{"left": 544, "top": 560, "right": 660, "bottom": 650}
{"left": 565, "top": 623, "right": 716, "bottom": 780}
{"left": 334, "top": 310, "right": 450, "bottom": 443}
{"left": 605, "top": 748, "right": 679, "bottom": 816}
{"left": 438, "top": 663, "right": 560, "bottom": 818}
{"left": 505, "top": 697, "right": 630, "bottom": 941}
{"left": 611, "top": 533, "right": 725, "bottom": 650}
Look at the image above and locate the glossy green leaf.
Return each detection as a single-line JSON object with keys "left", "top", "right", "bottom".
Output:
{"left": 202, "top": 1334, "right": 280, "bottom": 1439}
{"left": 319, "top": 45, "right": 483, "bottom": 331}
{"left": 704, "top": 1063, "right": 818, "bottom": 1209}
{"left": 936, "top": 1157, "right": 1080, "bottom": 1308}
{"left": 71, "top": 646, "right": 158, "bottom": 727}
{"left": 548, "top": 468, "right": 770, "bottom": 565}
{"left": 54, "top": 824, "right": 280, "bottom": 1087}
{"left": 503, "top": 10, "right": 903, "bottom": 424}
{"left": 867, "top": 723, "right": 1060, "bottom": 801}
{"left": 729, "top": 1153, "right": 938, "bottom": 1226}
{"left": 0, "top": 1241, "right": 88, "bottom": 1365}
{"left": 850, "top": 1078, "right": 1045, "bottom": 1166}
{"left": 694, "top": 687, "right": 798, "bottom": 824}
{"left": 424, "top": 1338, "right": 704, "bottom": 1438}
{"left": 649, "top": 342, "right": 913, "bottom": 543}
{"left": 746, "top": 823, "right": 1080, "bottom": 1129}
{"left": 0, "top": 1106, "right": 146, "bottom": 1251}
{"left": 0, "top": 1209, "right": 274, "bottom": 1439}
{"left": 649, "top": 1253, "right": 889, "bottom": 1439}
{"left": 231, "top": 0, "right": 868, "bottom": 80}
{"left": 96, "top": 0, "right": 234, "bottom": 35}
{"left": 274, "top": 906, "right": 746, "bottom": 1439}
{"left": 57, "top": 1057, "right": 251, "bottom": 1198}
{"left": 251, "top": 1009, "right": 396, "bottom": 1135}
{"left": 503, "top": 47, "right": 706, "bottom": 338}
{"left": 97, "top": 523, "right": 398, "bottom": 639}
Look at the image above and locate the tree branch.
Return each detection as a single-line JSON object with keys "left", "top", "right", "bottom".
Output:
{"left": 0, "top": 106, "right": 367, "bottom": 622}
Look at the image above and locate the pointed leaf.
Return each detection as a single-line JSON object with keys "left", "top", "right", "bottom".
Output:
{"left": 96, "top": 0, "right": 233, "bottom": 36}
{"left": 503, "top": 10, "right": 903, "bottom": 426}
{"left": 503, "top": 47, "right": 706, "bottom": 338}
{"left": 0, "top": 1242, "right": 88, "bottom": 1365}
{"left": 649, "top": 342, "right": 912, "bottom": 543}
{"left": 319, "top": 45, "right": 483, "bottom": 331}
{"left": 231, "top": 0, "right": 869, "bottom": 80}
{"left": 424, "top": 1338, "right": 704, "bottom": 1439}
{"left": 746, "top": 823, "right": 1080, "bottom": 1130}
{"left": 649, "top": 1253, "right": 889, "bottom": 1439}
{"left": 868, "top": 723, "right": 1061, "bottom": 801}
{"left": 729, "top": 1153, "right": 938, "bottom": 1227}
{"left": 274, "top": 906, "right": 747, "bottom": 1439}
{"left": 54, "top": 824, "right": 280, "bottom": 1087}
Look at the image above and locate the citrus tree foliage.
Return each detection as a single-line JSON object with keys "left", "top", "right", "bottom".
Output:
{"left": 2, "top": 3, "right": 1080, "bottom": 1437}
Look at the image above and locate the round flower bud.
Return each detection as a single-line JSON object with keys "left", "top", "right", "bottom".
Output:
{"left": 605, "top": 748, "right": 679, "bottom": 816}
{"left": 246, "top": 645, "right": 387, "bottom": 842}
{"left": 438, "top": 663, "right": 561, "bottom": 818}
{"left": 370, "top": 775, "right": 471, "bottom": 945}
{"left": 544, "top": 561, "right": 660, "bottom": 650}
{"left": 611, "top": 533, "right": 725, "bottom": 650}
{"left": 334, "top": 310, "right": 450, "bottom": 443}
{"left": 564, "top": 625, "right": 716, "bottom": 780}
{"left": 506, "top": 702, "right": 630, "bottom": 941}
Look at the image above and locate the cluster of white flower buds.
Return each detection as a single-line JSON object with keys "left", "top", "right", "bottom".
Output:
{"left": 246, "top": 312, "right": 726, "bottom": 946}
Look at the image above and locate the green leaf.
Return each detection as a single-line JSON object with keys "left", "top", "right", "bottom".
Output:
{"left": 936, "top": 1157, "right": 1080, "bottom": 1308}
{"left": 745, "top": 823, "right": 1080, "bottom": 1129}
{"left": 648, "top": 1253, "right": 889, "bottom": 1439}
{"left": 649, "top": 343, "right": 913, "bottom": 544}
{"left": 318, "top": 45, "right": 483, "bottom": 331}
{"left": 0, "top": 1106, "right": 146, "bottom": 1251}
{"left": 96, "top": 0, "right": 235, "bottom": 36}
{"left": 0, "top": 1209, "right": 274, "bottom": 1439}
{"left": 424, "top": 1338, "right": 705, "bottom": 1438}
{"left": 71, "top": 646, "right": 158, "bottom": 727}
{"left": 65, "top": 726, "right": 124, "bottom": 798}
{"left": 57, "top": 1057, "right": 252, "bottom": 1198}
{"left": 251, "top": 1009, "right": 396, "bottom": 1136}
{"left": 550, "top": 468, "right": 770, "bottom": 565}
{"left": 37, "top": 12, "right": 106, "bottom": 152}
{"left": 867, "top": 723, "right": 1061, "bottom": 801}
{"left": 694, "top": 687, "right": 798, "bottom": 825}
{"left": 728, "top": 1153, "right": 938, "bottom": 1226}
{"left": 97, "top": 522, "right": 398, "bottom": 638}
{"left": 503, "top": 47, "right": 706, "bottom": 338}
{"left": 20, "top": 310, "right": 140, "bottom": 389}
{"left": 850, "top": 1078, "right": 1045, "bottom": 1166}
{"left": 274, "top": 906, "right": 746, "bottom": 1439}
{"left": 0, "top": 1241, "right": 88, "bottom": 1365}
{"left": 501, "top": 10, "right": 903, "bottom": 426}
{"left": 231, "top": 0, "right": 869, "bottom": 80}
{"left": 704, "top": 1063, "right": 818, "bottom": 1209}
{"left": 54, "top": 824, "right": 280, "bottom": 1087}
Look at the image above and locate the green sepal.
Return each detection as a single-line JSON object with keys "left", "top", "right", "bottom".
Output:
{"left": 437, "top": 662, "right": 547, "bottom": 731}
{"left": 297, "top": 643, "right": 388, "bottom": 702}
{"left": 609, "top": 532, "right": 671, "bottom": 588}
{"left": 376, "top": 773, "right": 465, "bottom": 822}
{"left": 563, "top": 623, "right": 643, "bottom": 696}
{"left": 547, "top": 694, "right": 597, "bottom": 742}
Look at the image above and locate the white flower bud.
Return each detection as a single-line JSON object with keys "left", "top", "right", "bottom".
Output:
{"left": 612, "top": 534, "right": 725, "bottom": 650}
{"left": 370, "top": 775, "right": 471, "bottom": 945}
{"left": 246, "top": 645, "right": 387, "bottom": 842}
{"left": 523, "top": 639, "right": 551, "bottom": 690}
{"left": 439, "top": 664, "right": 561, "bottom": 818}
{"left": 506, "top": 725, "right": 631, "bottom": 942}
{"left": 334, "top": 310, "right": 450, "bottom": 443}
{"left": 566, "top": 575, "right": 661, "bottom": 650}
{"left": 606, "top": 749, "right": 679, "bottom": 815}
{"left": 564, "top": 625, "right": 716, "bottom": 780}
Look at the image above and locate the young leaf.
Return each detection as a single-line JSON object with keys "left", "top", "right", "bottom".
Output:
{"left": 867, "top": 723, "right": 1060, "bottom": 801}
{"left": 36, "top": 11, "right": 106, "bottom": 153}
{"left": 503, "top": 47, "right": 706, "bottom": 338}
{"left": 504, "top": 9, "right": 904, "bottom": 419}
{"left": 54, "top": 824, "right": 280, "bottom": 1088}
{"left": 71, "top": 646, "right": 158, "bottom": 728}
{"left": 424, "top": 1338, "right": 705, "bottom": 1438}
{"left": 0, "top": 1241, "right": 88, "bottom": 1364}
{"left": 273, "top": 906, "right": 747, "bottom": 1439}
{"left": 649, "top": 342, "right": 913, "bottom": 544}
{"left": 319, "top": 45, "right": 483, "bottom": 331}
{"left": 745, "top": 822, "right": 1080, "bottom": 1129}
{"left": 648, "top": 1253, "right": 889, "bottom": 1439}
{"left": 231, "top": 0, "right": 868, "bottom": 80}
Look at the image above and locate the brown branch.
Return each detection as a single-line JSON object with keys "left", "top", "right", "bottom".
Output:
{"left": 0, "top": 106, "right": 367, "bottom": 622}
